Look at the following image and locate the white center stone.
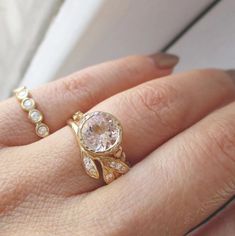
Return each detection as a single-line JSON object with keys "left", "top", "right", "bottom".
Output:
{"left": 80, "top": 112, "right": 121, "bottom": 153}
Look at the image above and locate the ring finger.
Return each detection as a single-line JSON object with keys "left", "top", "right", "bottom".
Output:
{"left": 0, "top": 53, "right": 177, "bottom": 146}
{"left": 3, "top": 69, "right": 235, "bottom": 197}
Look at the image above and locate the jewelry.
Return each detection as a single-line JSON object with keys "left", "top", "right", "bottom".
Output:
{"left": 68, "top": 111, "right": 129, "bottom": 184}
{"left": 14, "top": 86, "right": 50, "bottom": 138}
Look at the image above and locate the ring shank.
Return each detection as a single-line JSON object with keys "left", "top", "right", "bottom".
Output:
{"left": 67, "top": 119, "right": 79, "bottom": 135}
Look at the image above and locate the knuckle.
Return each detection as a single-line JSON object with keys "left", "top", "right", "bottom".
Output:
{"left": 59, "top": 71, "right": 95, "bottom": 109}
{"left": 136, "top": 82, "right": 174, "bottom": 109}
{"left": 204, "top": 115, "right": 235, "bottom": 172}
{"left": 128, "top": 81, "right": 179, "bottom": 130}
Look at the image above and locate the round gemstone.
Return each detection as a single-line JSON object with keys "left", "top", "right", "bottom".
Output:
{"left": 22, "top": 98, "right": 35, "bottom": 111}
{"left": 29, "top": 109, "right": 43, "bottom": 123}
{"left": 16, "top": 87, "right": 28, "bottom": 100}
{"left": 36, "top": 124, "right": 49, "bottom": 137}
{"left": 80, "top": 111, "right": 121, "bottom": 153}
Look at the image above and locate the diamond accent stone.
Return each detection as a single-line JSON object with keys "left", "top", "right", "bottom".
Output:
{"left": 83, "top": 156, "right": 94, "bottom": 170}
{"left": 104, "top": 158, "right": 128, "bottom": 173}
{"left": 106, "top": 173, "right": 114, "bottom": 180}
{"left": 82, "top": 156, "right": 99, "bottom": 178}
{"left": 80, "top": 112, "right": 121, "bottom": 153}
{"left": 16, "top": 87, "right": 28, "bottom": 100}
{"left": 36, "top": 124, "right": 49, "bottom": 137}
{"left": 22, "top": 98, "right": 35, "bottom": 111}
{"left": 29, "top": 109, "right": 43, "bottom": 123}
{"left": 103, "top": 170, "right": 115, "bottom": 184}
{"left": 110, "top": 161, "right": 123, "bottom": 170}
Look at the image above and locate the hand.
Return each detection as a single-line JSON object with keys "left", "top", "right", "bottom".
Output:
{"left": 0, "top": 53, "right": 234, "bottom": 236}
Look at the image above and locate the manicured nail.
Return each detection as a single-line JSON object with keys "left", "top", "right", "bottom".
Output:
{"left": 150, "top": 52, "right": 179, "bottom": 69}
{"left": 226, "top": 70, "right": 235, "bottom": 82}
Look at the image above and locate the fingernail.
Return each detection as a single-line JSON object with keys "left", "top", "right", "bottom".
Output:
{"left": 226, "top": 70, "right": 235, "bottom": 81}
{"left": 149, "top": 52, "right": 179, "bottom": 69}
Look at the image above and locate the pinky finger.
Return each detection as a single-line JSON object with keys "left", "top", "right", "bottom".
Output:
{"left": 190, "top": 198, "right": 235, "bottom": 236}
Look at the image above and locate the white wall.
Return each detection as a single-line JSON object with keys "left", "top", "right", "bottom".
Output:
{"left": 0, "top": 0, "right": 63, "bottom": 99}
{"left": 169, "top": 0, "right": 235, "bottom": 72}
{"left": 2, "top": 0, "right": 229, "bottom": 100}
{"left": 20, "top": 0, "right": 214, "bottom": 89}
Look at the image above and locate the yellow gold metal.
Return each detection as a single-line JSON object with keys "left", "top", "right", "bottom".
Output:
{"left": 14, "top": 86, "right": 50, "bottom": 138}
{"left": 68, "top": 111, "right": 130, "bottom": 184}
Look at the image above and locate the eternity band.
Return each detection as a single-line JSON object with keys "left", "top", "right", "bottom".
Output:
{"left": 14, "top": 86, "right": 50, "bottom": 138}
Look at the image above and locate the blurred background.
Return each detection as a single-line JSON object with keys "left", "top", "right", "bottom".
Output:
{"left": 0, "top": 0, "right": 234, "bottom": 100}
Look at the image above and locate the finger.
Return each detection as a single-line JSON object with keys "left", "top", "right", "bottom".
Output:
{"left": 1, "top": 69, "right": 235, "bottom": 235}
{"left": 90, "top": 69, "right": 235, "bottom": 163}
{"left": 4, "top": 69, "right": 235, "bottom": 196}
{"left": 190, "top": 198, "right": 235, "bottom": 236}
{"left": 97, "top": 101, "right": 235, "bottom": 236}
{"left": 0, "top": 53, "right": 178, "bottom": 146}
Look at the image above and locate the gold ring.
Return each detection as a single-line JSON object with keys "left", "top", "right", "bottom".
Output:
{"left": 14, "top": 86, "right": 50, "bottom": 138}
{"left": 68, "top": 111, "right": 129, "bottom": 184}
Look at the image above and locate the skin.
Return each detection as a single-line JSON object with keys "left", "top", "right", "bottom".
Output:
{"left": 0, "top": 54, "right": 235, "bottom": 236}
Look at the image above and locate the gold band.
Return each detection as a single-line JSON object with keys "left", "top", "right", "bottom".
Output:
{"left": 68, "top": 111, "right": 129, "bottom": 184}
{"left": 14, "top": 86, "right": 50, "bottom": 138}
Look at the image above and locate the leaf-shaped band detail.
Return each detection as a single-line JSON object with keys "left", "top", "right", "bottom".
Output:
{"left": 102, "top": 167, "right": 116, "bottom": 184}
{"left": 81, "top": 150, "right": 129, "bottom": 184}
{"left": 82, "top": 154, "right": 99, "bottom": 179}
{"left": 96, "top": 157, "right": 129, "bottom": 184}
{"left": 101, "top": 157, "right": 129, "bottom": 174}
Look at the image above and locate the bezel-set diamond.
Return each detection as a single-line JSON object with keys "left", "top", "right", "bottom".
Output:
{"left": 29, "top": 109, "right": 43, "bottom": 123}
{"left": 36, "top": 123, "right": 49, "bottom": 138}
{"left": 78, "top": 111, "right": 122, "bottom": 155}
{"left": 21, "top": 98, "right": 35, "bottom": 111}
{"left": 15, "top": 87, "right": 29, "bottom": 100}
